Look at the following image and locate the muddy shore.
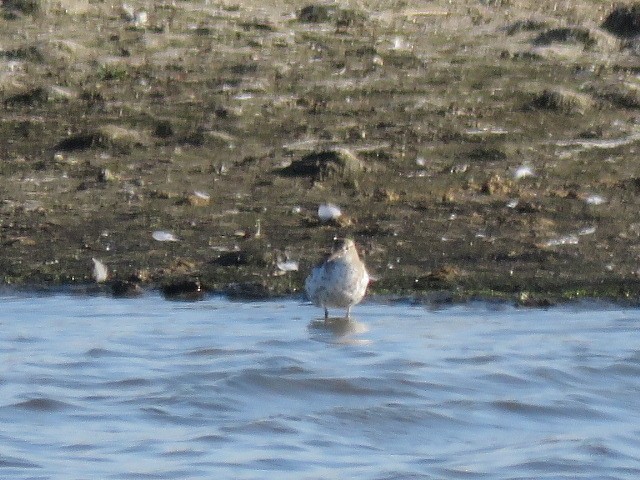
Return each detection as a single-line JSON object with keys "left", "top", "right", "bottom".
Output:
{"left": 3, "top": 0, "right": 640, "bottom": 303}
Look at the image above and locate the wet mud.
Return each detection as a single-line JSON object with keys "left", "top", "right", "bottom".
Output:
{"left": 3, "top": 0, "right": 640, "bottom": 303}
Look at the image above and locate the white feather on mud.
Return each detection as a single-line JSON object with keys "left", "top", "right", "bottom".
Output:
{"left": 585, "top": 194, "right": 606, "bottom": 205}
{"left": 513, "top": 165, "right": 534, "bottom": 180}
{"left": 92, "top": 258, "right": 108, "bottom": 283}
{"left": 152, "top": 230, "right": 179, "bottom": 242}
{"left": 318, "top": 203, "right": 342, "bottom": 222}
{"left": 276, "top": 259, "right": 299, "bottom": 272}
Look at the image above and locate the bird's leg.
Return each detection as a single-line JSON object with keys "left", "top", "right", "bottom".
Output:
{"left": 346, "top": 306, "right": 351, "bottom": 319}
{"left": 324, "top": 307, "right": 329, "bottom": 321}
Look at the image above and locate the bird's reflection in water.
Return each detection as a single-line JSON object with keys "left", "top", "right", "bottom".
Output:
{"left": 308, "top": 316, "right": 371, "bottom": 345}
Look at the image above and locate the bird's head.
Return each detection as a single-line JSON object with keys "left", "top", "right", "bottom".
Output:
{"left": 330, "top": 237, "right": 357, "bottom": 259}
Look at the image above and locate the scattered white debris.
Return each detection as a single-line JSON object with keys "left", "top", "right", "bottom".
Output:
{"left": 450, "top": 163, "right": 469, "bottom": 174}
{"left": 7, "top": 60, "right": 22, "bottom": 72}
{"left": 513, "top": 165, "right": 534, "bottom": 180}
{"left": 415, "top": 156, "right": 426, "bottom": 167}
{"left": 291, "top": 205, "right": 302, "bottom": 214}
{"left": 464, "top": 127, "right": 509, "bottom": 136}
{"left": 49, "top": 86, "right": 76, "bottom": 101}
{"left": 392, "top": 36, "right": 405, "bottom": 50}
{"left": 152, "top": 230, "right": 179, "bottom": 242}
{"left": 318, "top": 203, "right": 342, "bottom": 222}
{"left": 544, "top": 234, "right": 579, "bottom": 247}
{"left": 21, "top": 200, "right": 43, "bottom": 212}
{"left": 121, "top": 3, "right": 147, "bottom": 26}
{"left": 585, "top": 194, "right": 606, "bottom": 205}
{"left": 121, "top": 3, "right": 135, "bottom": 20}
{"left": 553, "top": 133, "right": 640, "bottom": 150}
{"left": 506, "top": 199, "right": 519, "bottom": 209}
{"left": 276, "top": 259, "right": 299, "bottom": 272}
{"left": 544, "top": 226, "right": 595, "bottom": 247}
{"left": 193, "top": 190, "right": 210, "bottom": 201}
{"left": 134, "top": 10, "right": 148, "bottom": 27}
{"left": 578, "top": 226, "right": 596, "bottom": 236}
{"left": 92, "top": 258, "right": 108, "bottom": 283}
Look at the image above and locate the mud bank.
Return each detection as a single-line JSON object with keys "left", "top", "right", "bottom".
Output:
{"left": 3, "top": 0, "right": 640, "bottom": 303}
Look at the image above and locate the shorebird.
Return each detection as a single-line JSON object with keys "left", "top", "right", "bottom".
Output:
{"left": 305, "top": 238, "right": 369, "bottom": 320}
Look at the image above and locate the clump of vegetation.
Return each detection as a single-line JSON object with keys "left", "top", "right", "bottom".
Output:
{"left": 3, "top": 0, "right": 41, "bottom": 16}
{"left": 97, "top": 63, "right": 129, "bottom": 81}
{"left": 529, "top": 88, "right": 595, "bottom": 114}
{"left": 602, "top": 3, "right": 640, "bottom": 37}
{"left": 279, "top": 148, "right": 365, "bottom": 181}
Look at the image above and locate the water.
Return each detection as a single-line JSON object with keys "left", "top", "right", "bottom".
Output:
{"left": 1, "top": 293, "right": 640, "bottom": 479}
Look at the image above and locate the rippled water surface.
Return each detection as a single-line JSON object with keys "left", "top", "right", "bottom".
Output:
{"left": 1, "top": 294, "right": 640, "bottom": 479}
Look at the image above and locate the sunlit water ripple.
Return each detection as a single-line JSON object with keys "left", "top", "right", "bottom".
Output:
{"left": 1, "top": 293, "right": 640, "bottom": 479}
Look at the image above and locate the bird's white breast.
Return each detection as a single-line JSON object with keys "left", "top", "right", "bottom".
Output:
{"left": 305, "top": 257, "right": 368, "bottom": 309}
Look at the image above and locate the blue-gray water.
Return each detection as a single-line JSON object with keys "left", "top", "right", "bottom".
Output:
{"left": 1, "top": 294, "right": 640, "bottom": 479}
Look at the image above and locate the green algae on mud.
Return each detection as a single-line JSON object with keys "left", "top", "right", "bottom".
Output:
{"left": 2, "top": 0, "right": 640, "bottom": 301}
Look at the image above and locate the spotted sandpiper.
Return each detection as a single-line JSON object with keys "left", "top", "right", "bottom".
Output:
{"left": 305, "top": 238, "right": 369, "bottom": 320}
